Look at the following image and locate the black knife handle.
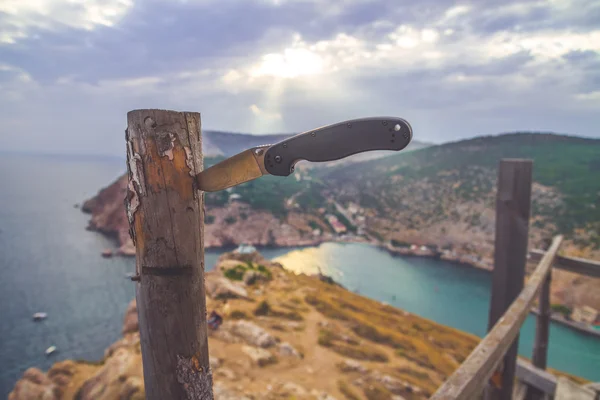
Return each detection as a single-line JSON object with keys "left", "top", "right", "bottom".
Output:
{"left": 264, "top": 117, "right": 412, "bottom": 176}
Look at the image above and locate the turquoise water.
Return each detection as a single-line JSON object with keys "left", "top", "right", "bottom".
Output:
{"left": 274, "top": 242, "right": 600, "bottom": 381}
{"left": 0, "top": 154, "right": 598, "bottom": 397}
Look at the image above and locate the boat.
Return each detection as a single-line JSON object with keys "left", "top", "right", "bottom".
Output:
{"left": 32, "top": 312, "right": 47, "bottom": 321}
{"left": 45, "top": 346, "right": 57, "bottom": 356}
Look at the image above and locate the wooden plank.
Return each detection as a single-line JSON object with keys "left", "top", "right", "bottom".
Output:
{"left": 555, "top": 377, "right": 596, "bottom": 400}
{"left": 514, "top": 381, "right": 528, "bottom": 400}
{"left": 529, "top": 250, "right": 600, "bottom": 278}
{"left": 430, "top": 235, "right": 563, "bottom": 400}
{"left": 516, "top": 360, "right": 557, "bottom": 395}
{"left": 582, "top": 383, "right": 600, "bottom": 400}
{"left": 486, "top": 159, "right": 533, "bottom": 400}
{"left": 126, "top": 109, "right": 213, "bottom": 399}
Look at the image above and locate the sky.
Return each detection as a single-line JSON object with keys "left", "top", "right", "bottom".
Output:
{"left": 0, "top": 0, "right": 599, "bottom": 156}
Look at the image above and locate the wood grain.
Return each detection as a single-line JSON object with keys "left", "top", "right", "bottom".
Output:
{"left": 125, "top": 109, "right": 212, "bottom": 399}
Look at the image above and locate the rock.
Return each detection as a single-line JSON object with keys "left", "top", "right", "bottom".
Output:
{"left": 226, "top": 320, "right": 277, "bottom": 348}
{"left": 119, "top": 376, "right": 143, "bottom": 399}
{"left": 104, "top": 333, "right": 140, "bottom": 358}
{"left": 47, "top": 360, "right": 77, "bottom": 396}
{"left": 338, "top": 359, "right": 367, "bottom": 373}
{"left": 213, "top": 383, "right": 252, "bottom": 400}
{"left": 310, "top": 389, "right": 338, "bottom": 400}
{"left": 243, "top": 270, "right": 262, "bottom": 285}
{"left": 8, "top": 368, "right": 57, "bottom": 400}
{"left": 281, "top": 381, "right": 307, "bottom": 396}
{"left": 210, "top": 356, "right": 221, "bottom": 370}
{"left": 205, "top": 276, "right": 248, "bottom": 300}
{"left": 283, "top": 321, "right": 304, "bottom": 330}
{"left": 216, "top": 367, "right": 237, "bottom": 380}
{"left": 117, "top": 242, "right": 136, "bottom": 257}
{"left": 218, "top": 249, "right": 269, "bottom": 266}
{"left": 23, "top": 368, "right": 51, "bottom": 386}
{"left": 278, "top": 342, "right": 302, "bottom": 358}
{"left": 318, "top": 321, "right": 330, "bottom": 328}
{"left": 75, "top": 347, "right": 143, "bottom": 400}
{"left": 241, "top": 345, "right": 277, "bottom": 367}
{"left": 122, "top": 300, "right": 139, "bottom": 335}
{"left": 81, "top": 174, "right": 131, "bottom": 255}
{"left": 371, "top": 372, "right": 422, "bottom": 396}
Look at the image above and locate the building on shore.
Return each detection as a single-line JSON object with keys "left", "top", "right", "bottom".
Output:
{"left": 325, "top": 214, "right": 347, "bottom": 234}
{"left": 571, "top": 305, "right": 598, "bottom": 325}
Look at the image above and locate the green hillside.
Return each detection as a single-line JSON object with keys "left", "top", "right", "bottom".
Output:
{"left": 203, "top": 156, "right": 327, "bottom": 217}
{"left": 203, "top": 132, "right": 600, "bottom": 248}
{"left": 321, "top": 132, "right": 600, "bottom": 244}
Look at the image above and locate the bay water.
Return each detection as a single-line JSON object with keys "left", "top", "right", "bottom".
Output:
{"left": 0, "top": 153, "right": 598, "bottom": 397}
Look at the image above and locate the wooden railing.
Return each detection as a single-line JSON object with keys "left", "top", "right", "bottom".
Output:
{"left": 430, "top": 159, "right": 599, "bottom": 400}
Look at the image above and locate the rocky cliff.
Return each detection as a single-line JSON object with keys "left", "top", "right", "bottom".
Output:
{"left": 81, "top": 174, "right": 327, "bottom": 256}
{"left": 8, "top": 250, "right": 492, "bottom": 400}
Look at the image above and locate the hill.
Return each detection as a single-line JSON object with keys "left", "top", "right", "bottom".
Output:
{"left": 8, "top": 250, "right": 585, "bottom": 400}
{"left": 321, "top": 132, "right": 600, "bottom": 241}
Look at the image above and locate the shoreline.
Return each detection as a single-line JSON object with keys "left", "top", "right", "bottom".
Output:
{"left": 94, "top": 229, "right": 600, "bottom": 340}
{"left": 530, "top": 308, "right": 600, "bottom": 339}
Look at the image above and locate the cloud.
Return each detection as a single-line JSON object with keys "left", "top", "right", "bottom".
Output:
{"left": 0, "top": 0, "right": 133, "bottom": 44}
{"left": 0, "top": 0, "right": 599, "bottom": 156}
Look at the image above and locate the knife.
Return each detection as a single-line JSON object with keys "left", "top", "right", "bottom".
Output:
{"left": 195, "top": 116, "right": 413, "bottom": 192}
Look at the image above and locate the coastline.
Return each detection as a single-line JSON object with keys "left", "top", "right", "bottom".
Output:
{"left": 530, "top": 308, "right": 600, "bottom": 339}
{"left": 90, "top": 223, "right": 600, "bottom": 341}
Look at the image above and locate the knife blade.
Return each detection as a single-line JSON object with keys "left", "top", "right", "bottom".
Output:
{"left": 195, "top": 116, "right": 412, "bottom": 192}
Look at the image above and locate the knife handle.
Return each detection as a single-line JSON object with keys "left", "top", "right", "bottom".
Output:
{"left": 264, "top": 117, "right": 412, "bottom": 176}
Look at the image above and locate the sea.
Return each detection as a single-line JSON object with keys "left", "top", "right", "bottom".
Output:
{"left": 0, "top": 153, "right": 598, "bottom": 397}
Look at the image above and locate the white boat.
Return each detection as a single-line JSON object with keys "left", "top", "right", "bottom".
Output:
{"left": 32, "top": 312, "right": 47, "bottom": 321}
{"left": 45, "top": 346, "right": 57, "bottom": 356}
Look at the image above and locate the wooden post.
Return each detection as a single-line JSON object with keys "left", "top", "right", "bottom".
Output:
{"left": 528, "top": 270, "right": 552, "bottom": 400}
{"left": 533, "top": 271, "right": 551, "bottom": 369}
{"left": 125, "top": 109, "right": 213, "bottom": 399}
{"left": 485, "top": 159, "right": 533, "bottom": 400}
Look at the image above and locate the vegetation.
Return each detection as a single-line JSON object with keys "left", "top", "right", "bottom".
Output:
{"left": 319, "top": 132, "right": 600, "bottom": 246}
{"left": 328, "top": 342, "right": 389, "bottom": 362}
{"left": 229, "top": 310, "right": 248, "bottom": 320}
{"left": 303, "top": 281, "right": 478, "bottom": 378}
{"left": 363, "top": 382, "right": 393, "bottom": 400}
{"left": 222, "top": 261, "right": 272, "bottom": 282}
{"left": 253, "top": 300, "right": 304, "bottom": 321}
{"left": 338, "top": 380, "right": 361, "bottom": 400}
{"left": 551, "top": 303, "right": 572, "bottom": 317}
{"left": 391, "top": 239, "right": 411, "bottom": 247}
{"left": 204, "top": 214, "right": 215, "bottom": 224}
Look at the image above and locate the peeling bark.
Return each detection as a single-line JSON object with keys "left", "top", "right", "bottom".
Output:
{"left": 176, "top": 355, "right": 214, "bottom": 400}
{"left": 126, "top": 109, "right": 212, "bottom": 400}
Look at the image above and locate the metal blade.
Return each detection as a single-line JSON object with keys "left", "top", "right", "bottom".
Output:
{"left": 196, "top": 146, "right": 269, "bottom": 192}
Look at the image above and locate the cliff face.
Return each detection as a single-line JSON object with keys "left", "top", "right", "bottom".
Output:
{"left": 82, "top": 174, "right": 330, "bottom": 254}
{"left": 81, "top": 174, "right": 134, "bottom": 256}
{"left": 9, "top": 250, "right": 491, "bottom": 400}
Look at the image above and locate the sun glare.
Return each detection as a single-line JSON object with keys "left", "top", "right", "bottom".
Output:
{"left": 250, "top": 47, "right": 326, "bottom": 79}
